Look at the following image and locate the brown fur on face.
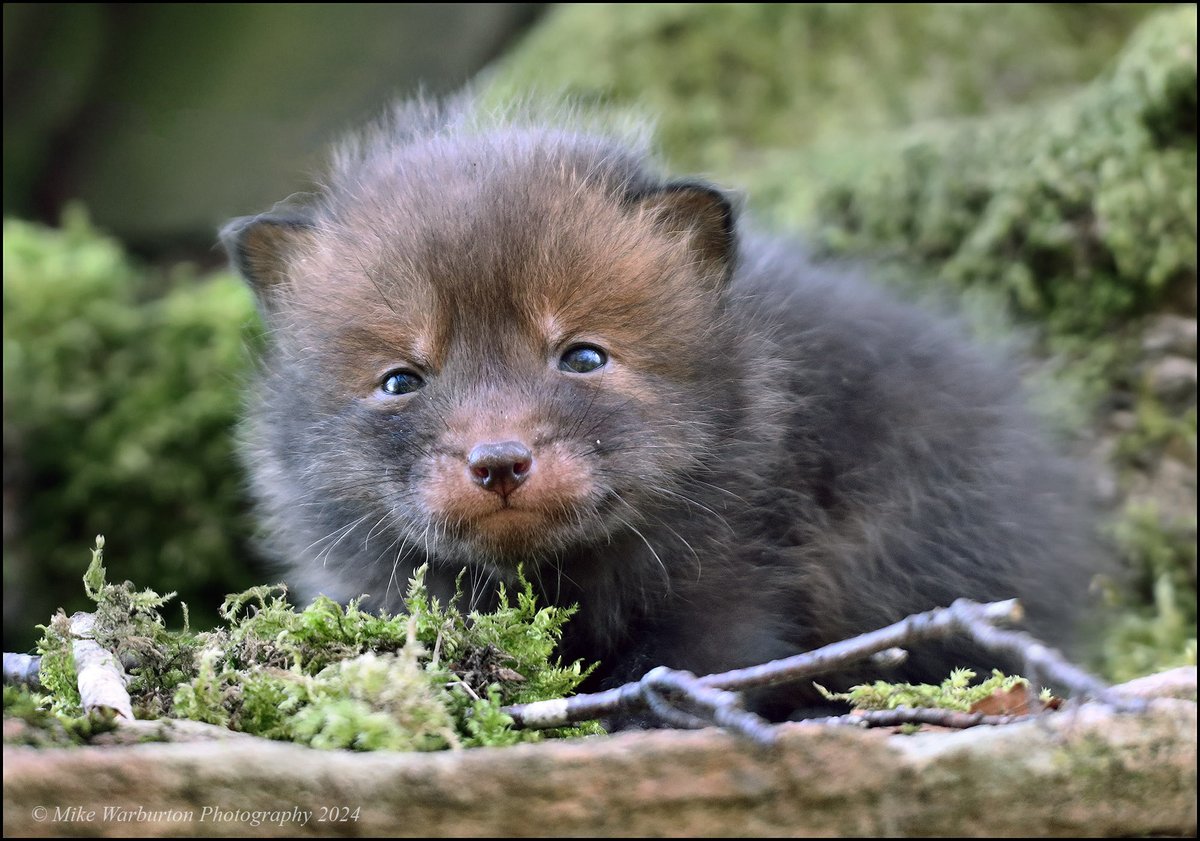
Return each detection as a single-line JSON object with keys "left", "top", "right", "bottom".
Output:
{"left": 284, "top": 171, "right": 726, "bottom": 378}
{"left": 241, "top": 139, "right": 736, "bottom": 568}
{"left": 224, "top": 100, "right": 1095, "bottom": 721}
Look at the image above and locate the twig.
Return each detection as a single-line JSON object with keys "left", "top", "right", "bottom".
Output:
{"left": 637, "top": 666, "right": 778, "bottom": 746}
{"left": 70, "top": 612, "right": 134, "bottom": 720}
{"left": 3, "top": 653, "right": 43, "bottom": 691}
{"left": 504, "top": 598, "right": 1141, "bottom": 733}
{"left": 948, "top": 605, "right": 1146, "bottom": 713}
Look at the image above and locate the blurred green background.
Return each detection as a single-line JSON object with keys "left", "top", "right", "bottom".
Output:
{"left": 3, "top": 4, "right": 1195, "bottom": 682}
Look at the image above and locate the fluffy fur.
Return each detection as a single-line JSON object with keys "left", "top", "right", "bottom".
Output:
{"left": 223, "top": 100, "right": 1092, "bottom": 717}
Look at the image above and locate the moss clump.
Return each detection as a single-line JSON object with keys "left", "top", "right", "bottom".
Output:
{"left": 817, "top": 668, "right": 1045, "bottom": 713}
{"left": 1093, "top": 339, "right": 1197, "bottom": 681}
{"left": 34, "top": 536, "right": 204, "bottom": 719}
{"left": 1098, "top": 503, "right": 1198, "bottom": 683}
{"left": 488, "top": 4, "right": 1153, "bottom": 176}
{"left": 2, "top": 209, "right": 262, "bottom": 649}
{"left": 808, "top": 7, "right": 1196, "bottom": 337}
{"left": 170, "top": 571, "right": 600, "bottom": 750}
{"left": 2, "top": 685, "right": 119, "bottom": 748}
{"left": 1114, "top": 394, "right": 1197, "bottom": 472}
{"left": 24, "top": 538, "right": 601, "bottom": 750}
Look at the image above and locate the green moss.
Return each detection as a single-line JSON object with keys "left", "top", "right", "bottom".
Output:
{"left": 33, "top": 536, "right": 204, "bottom": 719}
{"left": 3, "top": 209, "right": 263, "bottom": 648}
{"left": 1115, "top": 395, "right": 1197, "bottom": 471}
{"left": 19, "top": 538, "right": 602, "bottom": 750}
{"left": 488, "top": 4, "right": 1153, "bottom": 174}
{"left": 1098, "top": 503, "right": 1198, "bottom": 683}
{"left": 287, "top": 650, "right": 460, "bottom": 752}
{"left": 1094, "top": 360, "right": 1197, "bottom": 682}
{"left": 2, "top": 685, "right": 119, "bottom": 748}
{"left": 33, "top": 612, "right": 82, "bottom": 716}
{"left": 816, "top": 668, "right": 1041, "bottom": 713}
{"left": 807, "top": 7, "right": 1196, "bottom": 337}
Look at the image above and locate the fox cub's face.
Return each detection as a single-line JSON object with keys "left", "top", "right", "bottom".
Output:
{"left": 225, "top": 140, "right": 737, "bottom": 570}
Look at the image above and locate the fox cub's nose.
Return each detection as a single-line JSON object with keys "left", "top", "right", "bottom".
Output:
{"left": 468, "top": 441, "right": 533, "bottom": 498}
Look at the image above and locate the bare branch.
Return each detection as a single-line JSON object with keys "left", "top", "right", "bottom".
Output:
{"left": 70, "top": 612, "right": 134, "bottom": 721}
{"left": 504, "top": 598, "right": 1143, "bottom": 733}
{"left": 2, "top": 653, "right": 42, "bottom": 691}
{"left": 637, "top": 667, "right": 778, "bottom": 746}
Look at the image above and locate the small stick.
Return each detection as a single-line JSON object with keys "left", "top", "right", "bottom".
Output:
{"left": 3, "top": 653, "right": 42, "bottom": 691}
{"left": 638, "top": 667, "right": 778, "bottom": 746}
{"left": 948, "top": 604, "right": 1145, "bottom": 713}
{"left": 70, "top": 612, "right": 134, "bottom": 721}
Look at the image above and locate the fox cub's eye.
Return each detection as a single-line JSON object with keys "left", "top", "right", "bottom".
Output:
{"left": 559, "top": 345, "right": 608, "bottom": 374}
{"left": 380, "top": 370, "right": 425, "bottom": 395}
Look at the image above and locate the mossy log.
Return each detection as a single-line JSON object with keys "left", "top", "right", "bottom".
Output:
{"left": 3, "top": 668, "right": 1194, "bottom": 837}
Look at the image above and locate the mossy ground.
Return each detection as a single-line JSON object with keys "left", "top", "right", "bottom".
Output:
{"left": 817, "top": 668, "right": 1047, "bottom": 714}
{"left": 14, "top": 537, "right": 601, "bottom": 751}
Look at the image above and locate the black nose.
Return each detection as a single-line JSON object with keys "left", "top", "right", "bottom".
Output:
{"left": 467, "top": 441, "right": 533, "bottom": 498}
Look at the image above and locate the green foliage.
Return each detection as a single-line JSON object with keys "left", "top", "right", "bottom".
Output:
{"left": 1114, "top": 396, "right": 1197, "bottom": 471}
{"left": 285, "top": 649, "right": 459, "bottom": 752}
{"left": 34, "top": 537, "right": 203, "bottom": 718}
{"left": 3, "top": 209, "right": 263, "bottom": 648}
{"left": 1095, "top": 362, "right": 1196, "bottom": 682}
{"left": 817, "top": 669, "right": 1041, "bottom": 713}
{"left": 22, "top": 540, "right": 601, "bottom": 750}
{"left": 33, "top": 613, "right": 82, "bottom": 716}
{"left": 489, "top": 4, "right": 1152, "bottom": 175}
{"left": 1098, "top": 503, "right": 1198, "bottom": 683}
{"left": 808, "top": 7, "right": 1196, "bottom": 337}
{"left": 459, "top": 576, "right": 595, "bottom": 705}
{"left": 3, "top": 685, "right": 119, "bottom": 748}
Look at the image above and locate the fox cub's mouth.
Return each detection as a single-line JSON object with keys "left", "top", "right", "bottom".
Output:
{"left": 420, "top": 438, "right": 603, "bottom": 556}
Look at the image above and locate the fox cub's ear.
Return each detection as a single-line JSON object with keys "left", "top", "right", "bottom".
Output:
{"left": 219, "top": 212, "right": 315, "bottom": 315}
{"left": 628, "top": 181, "right": 736, "bottom": 291}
